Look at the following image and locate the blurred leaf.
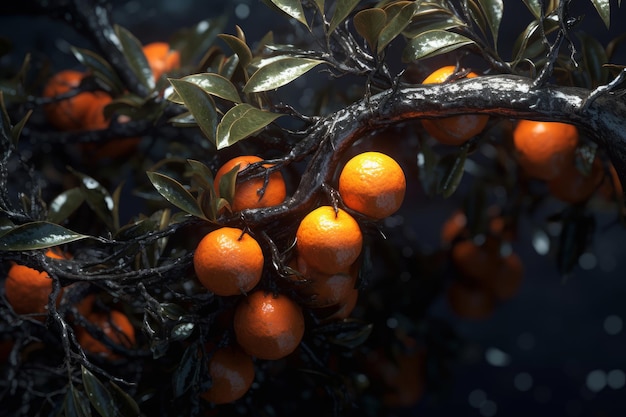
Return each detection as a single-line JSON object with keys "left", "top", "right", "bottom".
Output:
{"left": 577, "top": 32, "right": 609, "bottom": 87}
{"left": 243, "top": 57, "right": 324, "bottom": 93}
{"left": 219, "top": 54, "right": 240, "bottom": 80}
{"left": 402, "top": 30, "right": 474, "bottom": 62}
{"left": 70, "top": 169, "right": 116, "bottom": 231}
{"left": 63, "top": 385, "right": 92, "bottom": 417}
{"left": 168, "top": 79, "right": 218, "bottom": 145}
{"left": 416, "top": 143, "right": 439, "bottom": 195}
{"left": 174, "top": 73, "right": 241, "bottom": 103}
{"left": 147, "top": 171, "right": 207, "bottom": 220}
{"left": 47, "top": 187, "right": 85, "bottom": 224}
{"left": 436, "top": 146, "right": 468, "bottom": 198}
{"left": 10, "top": 109, "right": 31, "bottom": 148}
{"left": 215, "top": 103, "right": 283, "bottom": 149}
{"left": 170, "top": 15, "right": 227, "bottom": 66}
{"left": 114, "top": 25, "right": 155, "bottom": 91}
{"left": 590, "top": 0, "right": 611, "bottom": 29}
{"left": 172, "top": 343, "right": 201, "bottom": 397}
{"left": 167, "top": 111, "right": 196, "bottom": 127}
{"left": 108, "top": 381, "right": 140, "bottom": 417}
{"left": 327, "top": 322, "right": 373, "bottom": 349}
{"left": 314, "top": 0, "right": 325, "bottom": 12}
{"left": 171, "top": 322, "right": 195, "bottom": 341}
{"left": 477, "top": 0, "right": 503, "bottom": 48}
{"left": 377, "top": 2, "right": 418, "bottom": 54}
{"left": 0, "top": 221, "right": 88, "bottom": 251}
{"left": 353, "top": 8, "right": 387, "bottom": 51}
{"left": 0, "top": 92, "right": 11, "bottom": 144}
{"left": 70, "top": 47, "right": 124, "bottom": 95}
{"left": 267, "top": 0, "right": 309, "bottom": 28}
{"left": 81, "top": 366, "right": 119, "bottom": 417}
{"left": 557, "top": 212, "right": 594, "bottom": 275}
{"left": 510, "top": 16, "right": 559, "bottom": 65}
{"left": 329, "top": 0, "right": 361, "bottom": 34}
{"left": 218, "top": 34, "right": 252, "bottom": 69}
{"left": 114, "top": 217, "right": 159, "bottom": 240}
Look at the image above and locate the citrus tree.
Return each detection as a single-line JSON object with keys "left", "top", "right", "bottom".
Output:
{"left": 0, "top": 0, "right": 625, "bottom": 416}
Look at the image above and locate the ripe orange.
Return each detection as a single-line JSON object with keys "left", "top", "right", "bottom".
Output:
{"left": 338, "top": 151, "right": 406, "bottom": 219}
{"left": 4, "top": 249, "right": 68, "bottom": 318}
{"left": 200, "top": 345, "right": 255, "bottom": 404}
{"left": 193, "top": 227, "right": 264, "bottom": 297}
{"left": 547, "top": 156, "right": 604, "bottom": 204}
{"left": 142, "top": 42, "right": 181, "bottom": 81}
{"left": 233, "top": 290, "right": 305, "bottom": 360}
{"left": 513, "top": 120, "right": 579, "bottom": 180}
{"left": 43, "top": 69, "right": 112, "bottom": 131}
{"left": 421, "top": 66, "right": 489, "bottom": 145}
{"left": 446, "top": 280, "right": 495, "bottom": 320}
{"left": 290, "top": 256, "right": 358, "bottom": 308}
{"left": 316, "top": 286, "right": 359, "bottom": 322}
{"left": 440, "top": 210, "right": 468, "bottom": 246}
{"left": 214, "top": 155, "right": 287, "bottom": 212}
{"left": 296, "top": 206, "right": 363, "bottom": 275}
{"left": 76, "top": 310, "right": 136, "bottom": 358}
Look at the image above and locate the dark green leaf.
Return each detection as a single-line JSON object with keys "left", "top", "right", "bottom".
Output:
{"left": 329, "top": 0, "right": 361, "bottom": 34}
{"left": 314, "top": 0, "right": 325, "bottom": 12}
{"left": 377, "top": 2, "right": 418, "bottom": 54}
{"left": 477, "top": 0, "right": 503, "bottom": 48}
{"left": 436, "top": 146, "right": 468, "bottom": 198}
{"left": 267, "top": 0, "right": 309, "bottom": 28}
{"left": 63, "top": 385, "right": 92, "bottom": 417}
{"left": 167, "top": 111, "right": 196, "bottom": 127}
{"left": 147, "top": 171, "right": 207, "bottom": 220}
{"left": 416, "top": 143, "right": 439, "bottom": 196}
{"left": 243, "top": 57, "right": 324, "bottom": 93}
{"left": 215, "top": 104, "right": 283, "bottom": 149}
{"left": 403, "top": 8, "right": 467, "bottom": 37}
{"left": 47, "top": 187, "right": 85, "bottom": 224}
{"left": 81, "top": 366, "right": 118, "bottom": 417}
{"left": 402, "top": 30, "right": 474, "bottom": 62}
{"left": 70, "top": 168, "right": 116, "bottom": 231}
{"left": 578, "top": 32, "right": 609, "bottom": 87}
{"left": 467, "top": 0, "right": 487, "bottom": 37}
{"left": 510, "top": 16, "right": 559, "bottom": 65}
{"left": 521, "top": 0, "right": 542, "bottom": 19}
{"left": 114, "top": 25, "right": 155, "bottom": 90}
{"left": 0, "top": 222, "right": 89, "bottom": 251}
{"left": 218, "top": 163, "right": 241, "bottom": 206}
{"left": 114, "top": 217, "right": 159, "bottom": 240}
{"left": 353, "top": 8, "right": 387, "bottom": 51}
{"left": 171, "top": 322, "right": 195, "bottom": 341}
{"left": 170, "top": 16, "right": 227, "bottom": 66}
{"left": 9, "top": 109, "right": 31, "bottom": 148}
{"left": 108, "top": 381, "right": 140, "bottom": 417}
{"left": 177, "top": 73, "right": 241, "bottom": 103}
{"left": 327, "top": 322, "right": 373, "bottom": 349}
{"left": 70, "top": 46, "right": 124, "bottom": 95}
{"left": 590, "top": 0, "right": 611, "bottom": 29}
{"left": 168, "top": 79, "right": 218, "bottom": 145}
{"left": 217, "top": 34, "right": 252, "bottom": 69}
{"left": 172, "top": 343, "right": 201, "bottom": 397}
{"left": 219, "top": 54, "right": 240, "bottom": 79}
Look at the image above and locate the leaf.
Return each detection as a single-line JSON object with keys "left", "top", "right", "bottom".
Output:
{"left": 215, "top": 103, "right": 283, "bottom": 149}
{"left": 267, "top": 0, "right": 309, "bottom": 28}
{"left": 170, "top": 15, "right": 227, "bottom": 66}
{"left": 477, "top": 0, "right": 503, "bottom": 48}
{"left": 70, "top": 169, "right": 116, "bottom": 231}
{"left": 63, "top": 385, "right": 92, "bottom": 417}
{"left": 0, "top": 222, "right": 89, "bottom": 251}
{"left": 436, "top": 147, "right": 468, "bottom": 198}
{"left": 467, "top": 0, "right": 487, "bottom": 38}
{"left": 416, "top": 142, "right": 439, "bottom": 196}
{"left": 577, "top": 32, "right": 609, "bottom": 87}
{"left": 402, "top": 7, "right": 467, "bottom": 37}
{"left": 108, "top": 381, "right": 140, "bottom": 417}
{"left": 218, "top": 163, "right": 240, "bottom": 206}
{"left": 114, "top": 25, "right": 155, "bottom": 91}
{"left": 171, "top": 322, "right": 195, "bottom": 341}
{"left": 327, "top": 322, "right": 373, "bottom": 349}
{"left": 590, "top": 0, "right": 611, "bottom": 29}
{"left": 9, "top": 109, "right": 31, "bottom": 148}
{"left": 147, "top": 171, "right": 207, "bottom": 220}
{"left": 402, "top": 30, "right": 474, "bottom": 62}
{"left": 377, "top": 2, "right": 418, "bottom": 54}
{"left": 168, "top": 79, "right": 218, "bottom": 145}
{"left": 81, "top": 366, "right": 119, "bottom": 417}
{"left": 243, "top": 57, "right": 324, "bottom": 93}
{"left": 217, "top": 34, "right": 252, "bottom": 69}
{"left": 172, "top": 343, "right": 201, "bottom": 397}
{"left": 70, "top": 46, "right": 124, "bottom": 95}
{"left": 329, "top": 0, "right": 362, "bottom": 34}
{"left": 177, "top": 73, "right": 241, "bottom": 103}
{"left": 353, "top": 8, "right": 387, "bottom": 51}
{"left": 47, "top": 187, "right": 85, "bottom": 224}
{"left": 521, "top": 0, "right": 542, "bottom": 19}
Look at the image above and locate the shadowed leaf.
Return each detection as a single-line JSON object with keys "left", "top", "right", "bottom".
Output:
{"left": 0, "top": 222, "right": 89, "bottom": 251}
{"left": 353, "top": 8, "right": 387, "bottom": 51}
{"left": 403, "top": 7, "right": 466, "bottom": 37}
{"left": 81, "top": 366, "right": 119, "bottom": 417}
{"left": 216, "top": 103, "right": 283, "bottom": 149}
{"left": 169, "top": 79, "right": 218, "bottom": 145}
{"left": 10, "top": 109, "right": 31, "bottom": 148}
{"left": 147, "top": 171, "right": 207, "bottom": 220}
{"left": 47, "top": 187, "right": 85, "bottom": 225}
{"left": 218, "top": 34, "right": 252, "bottom": 69}
{"left": 329, "top": 0, "right": 362, "bottom": 34}
{"left": 378, "top": 2, "right": 418, "bottom": 54}
{"left": 114, "top": 24, "right": 155, "bottom": 90}
{"left": 63, "top": 385, "right": 92, "bottom": 417}
{"left": 590, "top": 0, "right": 611, "bottom": 29}
{"left": 108, "top": 381, "right": 140, "bottom": 417}
{"left": 437, "top": 146, "right": 468, "bottom": 198}
{"left": 243, "top": 57, "right": 324, "bottom": 93}
{"left": 477, "top": 0, "right": 503, "bottom": 49}
{"left": 402, "top": 30, "right": 474, "bottom": 62}
{"left": 70, "top": 46, "right": 124, "bottom": 95}
{"left": 173, "top": 342, "right": 202, "bottom": 397}
{"left": 70, "top": 168, "right": 116, "bottom": 231}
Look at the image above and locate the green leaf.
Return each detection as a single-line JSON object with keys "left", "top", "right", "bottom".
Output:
{"left": 217, "top": 34, "right": 253, "bottom": 69}
{"left": 314, "top": 0, "right": 325, "bottom": 12}
{"left": 168, "top": 79, "right": 218, "bottom": 145}
{"left": 172, "top": 343, "right": 201, "bottom": 397}
{"left": 70, "top": 169, "right": 116, "bottom": 231}
{"left": 477, "top": 0, "right": 503, "bottom": 48}
{"left": 578, "top": 31, "right": 609, "bottom": 87}
{"left": 63, "top": 385, "right": 92, "bottom": 417}
{"left": 70, "top": 46, "right": 124, "bottom": 95}
{"left": 329, "top": 0, "right": 362, "bottom": 34}
{"left": 243, "top": 57, "right": 324, "bottom": 93}
{"left": 521, "top": 0, "right": 542, "bottom": 19}
{"left": 0, "top": 222, "right": 89, "bottom": 251}
{"left": 267, "top": 0, "right": 309, "bottom": 28}
{"left": 147, "top": 171, "right": 208, "bottom": 220}
{"left": 402, "top": 7, "right": 467, "bottom": 37}
{"left": 47, "top": 187, "right": 85, "bottom": 224}
{"left": 327, "top": 321, "right": 373, "bottom": 349}
{"left": 467, "top": 0, "right": 487, "bottom": 37}
{"left": 436, "top": 146, "right": 468, "bottom": 198}
{"left": 402, "top": 30, "right": 474, "bottom": 62}
{"left": 81, "top": 366, "right": 119, "bottom": 417}
{"left": 215, "top": 103, "right": 283, "bottom": 149}
{"left": 416, "top": 143, "right": 439, "bottom": 196}
{"left": 170, "top": 15, "right": 227, "bottom": 67}
{"left": 177, "top": 73, "right": 241, "bottom": 103}
{"left": 114, "top": 25, "right": 155, "bottom": 91}
{"left": 590, "top": 0, "right": 611, "bottom": 29}
{"left": 171, "top": 322, "right": 195, "bottom": 341}
{"left": 218, "top": 163, "right": 240, "bottom": 206}
{"left": 353, "top": 8, "right": 387, "bottom": 51}
{"left": 108, "top": 381, "right": 140, "bottom": 417}
{"left": 377, "top": 1, "right": 418, "bottom": 54}
{"left": 10, "top": 109, "right": 31, "bottom": 147}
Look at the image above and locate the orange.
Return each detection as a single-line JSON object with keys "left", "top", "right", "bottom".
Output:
{"left": 214, "top": 155, "right": 287, "bottom": 212}
{"left": 338, "top": 151, "right": 406, "bottom": 219}
{"left": 440, "top": 210, "right": 468, "bottom": 246}
{"left": 600, "top": 163, "right": 624, "bottom": 202}
{"left": 4, "top": 249, "right": 68, "bottom": 318}
{"left": 43, "top": 69, "right": 112, "bottom": 131}
{"left": 295, "top": 206, "right": 363, "bottom": 275}
{"left": 445, "top": 281, "right": 495, "bottom": 320}
{"left": 421, "top": 66, "right": 489, "bottom": 145}
{"left": 290, "top": 256, "right": 358, "bottom": 308}
{"left": 367, "top": 347, "right": 426, "bottom": 408}
{"left": 200, "top": 345, "right": 255, "bottom": 404}
{"left": 513, "top": 120, "right": 579, "bottom": 180}
{"left": 315, "top": 286, "right": 359, "bottom": 322}
{"left": 233, "top": 290, "right": 305, "bottom": 360}
{"left": 142, "top": 42, "right": 181, "bottom": 81}
{"left": 76, "top": 310, "right": 136, "bottom": 359}
{"left": 547, "top": 156, "right": 604, "bottom": 204}
{"left": 193, "top": 227, "right": 264, "bottom": 296}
